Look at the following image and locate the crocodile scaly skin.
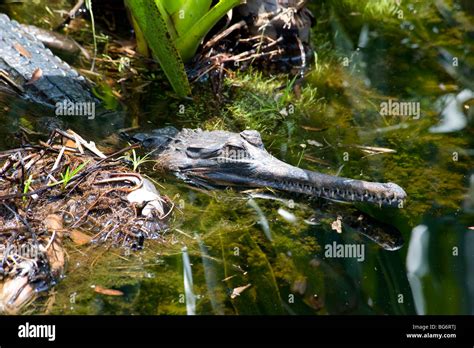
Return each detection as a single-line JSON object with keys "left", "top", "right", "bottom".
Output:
{"left": 0, "top": 13, "right": 95, "bottom": 107}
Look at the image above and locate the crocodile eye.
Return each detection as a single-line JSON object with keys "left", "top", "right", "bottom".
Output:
{"left": 220, "top": 144, "right": 250, "bottom": 161}
{"left": 142, "top": 138, "right": 156, "bottom": 148}
{"left": 141, "top": 136, "right": 169, "bottom": 149}
{"left": 240, "top": 130, "right": 264, "bottom": 149}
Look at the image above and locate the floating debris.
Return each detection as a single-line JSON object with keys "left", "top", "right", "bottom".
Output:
{"left": 331, "top": 216, "right": 343, "bottom": 234}
{"left": 25, "top": 68, "right": 43, "bottom": 85}
{"left": 93, "top": 285, "right": 124, "bottom": 297}
{"left": 222, "top": 275, "right": 238, "bottom": 282}
{"left": 307, "top": 139, "right": 324, "bottom": 147}
{"left": 70, "top": 230, "right": 93, "bottom": 246}
{"left": 0, "top": 212, "right": 64, "bottom": 314}
{"left": 355, "top": 145, "right": 397, "bottom": 155}
{"left": 277, "top": 207, "right": 298, "bottom": 224}
{"left": 0, "top": 129, "right": 173, "bottom": 313}
{"left": 230, "top": 283, "right": 252, "bottom": 299}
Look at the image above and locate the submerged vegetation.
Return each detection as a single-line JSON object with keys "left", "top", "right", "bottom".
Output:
{"left": 0, "top": 130, "right": 172, "bottom": 313}
{"left": 0, "top": 0, "right": 472, "bottom": 315}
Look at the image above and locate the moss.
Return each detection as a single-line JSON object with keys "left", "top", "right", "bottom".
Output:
{"left": 6, "top": 0, "right": 473, "bottom": 315}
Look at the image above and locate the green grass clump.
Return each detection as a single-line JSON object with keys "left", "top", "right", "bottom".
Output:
{"left": 223, "top": 70, "right": 320, "bottom": 139}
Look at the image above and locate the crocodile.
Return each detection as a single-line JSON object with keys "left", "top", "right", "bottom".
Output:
{"left": 0, "top": 13, "right": 95, "bottom": 108}
{"left": 131, "top": 127, "right": 407, "bottom": 208}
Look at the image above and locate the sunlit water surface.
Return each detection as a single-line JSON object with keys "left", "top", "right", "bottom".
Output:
{"left": 0, "top": 0, "right": 473, "bottom": 315}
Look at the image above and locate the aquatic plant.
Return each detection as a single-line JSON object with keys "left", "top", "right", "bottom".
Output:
{"left": 125, "top": 0, "right": 243, "bottom": 97}
{"left": 22, "top": 175, "right": 33, "bottom": 202}
{"left": 120, "top": 148, "right": 155, "bottom": 172}
{"left": 85, "top": 0, "right": 98, "bottom": 70}
{"left": 57, "top": 161, "right": 89, "bottom": 189}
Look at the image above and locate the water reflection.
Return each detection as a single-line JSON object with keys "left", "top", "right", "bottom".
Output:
{"left": 430, "top": 89, "right": 473, "bottom": 133}
{"left": 182, "top": 247, "right": 196, "bottom": 315}
{"left": 0, "top": 0, "right": 472, "bottom": 315}
{"left": 406, "top": 225, "right": 430, "bottom": 314}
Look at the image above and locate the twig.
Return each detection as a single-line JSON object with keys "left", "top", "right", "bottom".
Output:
{"left": 204, "top": 20, "right": 247, "bottom": 49}
{"left": 54, "top": 129, "right": 106, "bottom": 158}
{"left": 51, "top": 146, "right": 66, "bottom": 172}
{"left": 44, "top": 231, "right": 56, "bottom": 251}
{"left": 2, "top": 203, "right": 38, "bottom": 249}
{"left": 54, "top": 0, "right": 85, "bottom": 30}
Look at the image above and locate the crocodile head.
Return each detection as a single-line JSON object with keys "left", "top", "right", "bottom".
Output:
{"left": 132, "top": 127, "right": 407, "bottom": 208}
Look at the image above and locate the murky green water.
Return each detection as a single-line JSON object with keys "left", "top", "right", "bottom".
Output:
{"left": 0, "top": 0, "right": 473, "bottom": 315}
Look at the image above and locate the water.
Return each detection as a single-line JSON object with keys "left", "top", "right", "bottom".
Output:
{"left": 0, "top": 0, "right": 473, "bottom": 315}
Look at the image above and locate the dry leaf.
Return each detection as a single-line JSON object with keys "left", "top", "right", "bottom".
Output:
{"left": 230, "top": 284, "right": 252, "bottom": 299}
{"left": 26, "top": 68, "right": 43, "bottom": 85}
{"left": 65, "top": 138, "right": 79, "bottom": 149}
{"left": 44, "top": 214, "right": 63, "bottom": 231}
{"left": 44, "top": 214, "right": 65, "bottom": 278}
{"left": 0, "top": 276, "right": 36, "bottom": 314}
{"left": 70, "top": 230, "right": 92, "bottom": 246}
{"left": 14, "top": 42, "right": 32, "bottom": 58}
{"left": 331, "top": 216, "right": 343, "bottom": 233}
{"left": 94, "top": 286, "right": 124, "bottom": 296}
{"left": 301, "top": 125, "right": 327, "bottom": 132}
{"left": 46, "top": 237, "right": 65, "bottom": 278}
{"left": 222, "top": 275, "right": 237, "bottom": 282}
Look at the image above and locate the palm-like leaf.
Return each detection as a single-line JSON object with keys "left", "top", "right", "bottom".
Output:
{"left": 126, "top": 0, "right": 243, "bottom": 96}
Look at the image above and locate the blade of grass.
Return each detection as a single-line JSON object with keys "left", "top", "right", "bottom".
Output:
{"left": 175, "top": 0, "right": 243, "bottom": 62}
{"left": 131, "top": 16, "right": 150, "bottom": 56}
{"left": 85, "top": 0, "right": 97, "bottom": 71}
{"left": 126, "top": 0, "right": 191, "bottom": 97}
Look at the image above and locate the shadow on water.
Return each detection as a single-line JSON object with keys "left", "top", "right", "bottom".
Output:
{"left": 0, "top": 0, "right": 473, "bottom": 315}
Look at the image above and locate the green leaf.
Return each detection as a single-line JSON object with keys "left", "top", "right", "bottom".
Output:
{"left": 175, "top": 0, "right": 243, "bottom": 62}
{"left": 171, "top": 0, "right": 213, "bottom": 37}
{"left": 161, "top": 0, "right": 187, "bottom": 16}
{"left": 125, "top": 0, "right": 191, "bottom": 97}
{"left": 152, "top": 0, "right": 179, "bottom": 40}
{"left": 131, "top": 15, "right": 150, "bottom": 56}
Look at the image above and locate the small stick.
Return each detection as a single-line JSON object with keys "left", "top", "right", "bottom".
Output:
{"left": 44, "top": 231, "right": 56, "bottom": 251}
{"left": 54, "top": 0, "right": 85, "bottom": 30}
{"left": 296, "top": 35, "right": 306, "bottom": 74}
{"left": 51, "top": 146, "right": 66, "bottom": 173}
{"left": 54, "top": 129, "right": 106, "bottom": 158}
{"left": 73, "top": 133, "right": 84, "bottom": 154}
{"left": 233, "top": 49, "right": 283, "bottom": 63}
{"left": 204, "top": 20, "right": 247, "bottom": 49}
{"left": 2, "top": 203, "right": 39, "bottom": 249}
{"left": 0, "top": 69, "right": 25, "bottom": 94}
